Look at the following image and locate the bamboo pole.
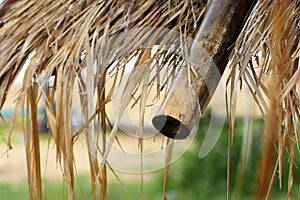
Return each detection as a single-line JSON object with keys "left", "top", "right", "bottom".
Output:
{"left": 152, "top": 0, "right": 256, "bottom": 139}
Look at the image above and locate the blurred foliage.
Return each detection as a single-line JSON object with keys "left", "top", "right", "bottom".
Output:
{"left": 0, "top": 109, "right": 299, "bottom": 199}
{"left": 164, "top": 109, "right": 300, "bottom": 199}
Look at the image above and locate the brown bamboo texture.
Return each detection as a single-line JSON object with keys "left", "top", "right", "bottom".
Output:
{"left": 152, "top": 0, "right": 256, "bottom": 139}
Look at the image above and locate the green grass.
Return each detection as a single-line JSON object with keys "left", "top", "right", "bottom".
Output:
{"left": 0, "top": 175, "right": 162, "bottom": 200}
{"left": 0, "top": 112, "right": 299, "bottom": 199}
{"left": 0, "top": 151, "right": 298, "bottom": 200}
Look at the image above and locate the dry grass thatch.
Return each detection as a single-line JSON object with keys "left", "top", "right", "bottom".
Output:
{"left": 0, "top": 0, "right": 299, "bottom": 199}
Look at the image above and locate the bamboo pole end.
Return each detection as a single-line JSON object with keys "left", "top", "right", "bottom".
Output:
{"left": 152, "top": 115, "right": 190, "bottom": 139}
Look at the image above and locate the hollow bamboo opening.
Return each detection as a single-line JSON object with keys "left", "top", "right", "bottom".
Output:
{"left": 152, "top": 0, "right": 256, "bottom": 139}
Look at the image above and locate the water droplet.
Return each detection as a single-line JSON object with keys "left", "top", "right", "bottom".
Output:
{"left": 6, "top": 154, "right": 10, "bottom": 160}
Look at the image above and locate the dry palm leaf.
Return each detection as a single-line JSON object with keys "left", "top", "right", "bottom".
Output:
{"left": 0, "top": 0, "right": 299, "bottom": 199}
{"left": 228, "top": 0, "right": 299, "bottom": 199}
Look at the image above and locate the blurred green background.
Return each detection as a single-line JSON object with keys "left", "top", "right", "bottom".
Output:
{"left": 0, "top": 110, "right": 299, "bottom": 200}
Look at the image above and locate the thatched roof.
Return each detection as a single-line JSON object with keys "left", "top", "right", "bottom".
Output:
{"left": 0, "top": 0, "right": 299, "bottom": 199}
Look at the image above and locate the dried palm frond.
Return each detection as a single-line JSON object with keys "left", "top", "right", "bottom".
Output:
{"left": 227, "top": 0, "right": 299, "bottom": 199}
{"left": 0, "top": 0, "right": 299, "bottom": 199}
{"left": 0, "top": 0, "right": 207, "bottom": 199}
